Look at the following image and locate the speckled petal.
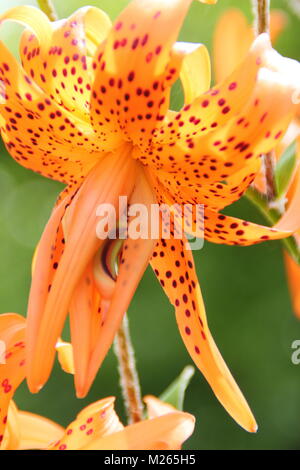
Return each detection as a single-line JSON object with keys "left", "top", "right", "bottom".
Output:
{"left": 90, "top": 0, "right": 197, "bottom": 146}
{"left": 49, "top": 397, "right": 123, "bottom": 450}
{"left": 82, "top": 411, "right": 195, "bottom": 450}
{"left": 26, "top": 149, "right": 137, "bottom": 394}
{"left": 150, "top": 229, "right": 257, "bottom": 432}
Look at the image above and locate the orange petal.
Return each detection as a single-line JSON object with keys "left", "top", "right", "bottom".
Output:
{"left": 26, "top": 193, "right": 72, "bottom": 392}
{"left": 49, "top": 397, "right": 123, "bottom": 450}
{"left": 153, "top": 34, "right": 272, "bottom": 152}
{"left": 159, "top": 144, "right": 300, "bottom": 245}
{"left": 26, "top": 148, "right": 137, "bottom": 393}
{"left": 0, "top": 40, "right": 101, "bottom": 184}
{"left": 85, "top": 167, "right": 157, "bottom": 394}
{"left": 156, "top": 158, "right": 261, "bottom": 211}
{"left": 151, "top": 37, "right": 300, "bottom": 187}
{"left": 0, "top": 314, "right": 26, "bottom": 448}
{"left": 173, "top": 41, "right": 211, "bottom": 104}
{"left": 150, "top": 229, "right": 257, "bottom": 432}
{"left": 68, "top": 264, "right": 104, "bottom": 397}
{"left": 2, "top": 401, "right": 21, "bottom": 450}
{"left": 82, "top": 411, "right": 195, "bottom": 450}
{"left": 201, "top": 202, "right": 300, "bottom": 246}
{"left": 0, "top": 6, "right": 120, "bottom": 181}
{"left": 19, "top": 7, "right": 111, "bottom": 119}
{"left": 91, "top": 0, "right": 195, "bottom": 146}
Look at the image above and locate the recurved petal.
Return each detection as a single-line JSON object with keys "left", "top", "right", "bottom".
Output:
{"left": 152, "top": 39, "right": 300, "bottom": 186}
{"left": 0, "top": 39, "right": 104, "bottom": 184}
{"left": 91, "top": 0, "right": 197, "bottom": 145}
{"left": 174, "top": 139, "right": 300, "bottom": 246}
{"left": 82, "top": 412, "right": 195, "bottom": 450}
{"left": 0, "top": 314, "right": 26, "bottom": 448}
{"left": 202, "top": 201, "right": 300, "bottom": 246}
{"left": 0, "top": 6, "right": 52, "bottom": 45}
{"left": 150, "top": 230, "right": 257, "bottom": 432}
{"left": 19, "top": 7, "right": 111, "bottom": 119}
{"left": 157, "top": 158, "right": 260, "bottom": 211}
{"left": 50, "top": 397, "right": 123, "bottom": 450}
{"left": 173, "top": 41, "right": 211, "bottom": 104}
{"left": 153, "top": 34, "right": 272, "bottom": 151}
{"left": 2, "top": 6, "right": 111, "bottom": 118}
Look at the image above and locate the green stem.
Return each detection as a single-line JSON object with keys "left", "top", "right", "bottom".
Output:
{"left": 245, "top": 187, "right": 300, "bottom": 264}
{"left": 37, "top": 0, "right": 58, "bottom": 21}
{"left": 113, "top": 314, "right": 144, "bottom": 424}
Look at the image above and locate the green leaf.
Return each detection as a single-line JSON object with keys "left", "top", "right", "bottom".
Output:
{"left": 159, "top": 366, "right": 195, "bottom": 411}
{"left": 275, "top": 141, "right": 297, "bottom": 198}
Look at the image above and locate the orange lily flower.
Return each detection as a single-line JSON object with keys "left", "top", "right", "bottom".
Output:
{"left": 0, "top": 312, "right": 74, "bottom": 449}
{"left": 0, "top": 315, "right": 194, "bottom": 450}
{"left": 2, "top": 396, "right": 194, "bottom": 450}
{"left": 1, "top": 0, "right": 300, "bottom": 433}
{"left": 214, "top": 7, "right": 300, "bottom": 319}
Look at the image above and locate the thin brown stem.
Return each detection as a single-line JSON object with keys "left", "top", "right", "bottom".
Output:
{"left": 252, "top": 0, "right": 276, "bottom": 200}
{"left": 114, "top": 314, "right": 143, "bottom": 424}
{"left": 37, "top": 0, "right": 58, "bottom": 21}
{"left": 264, "top": 151, "right": 277, "bottom": 200}
{"left": 252, "top": 0, "right": 270, "bottom": 35}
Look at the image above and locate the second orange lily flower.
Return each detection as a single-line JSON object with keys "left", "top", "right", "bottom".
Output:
{"left": 0, "top": 313, "right": 194, "bottom": 450}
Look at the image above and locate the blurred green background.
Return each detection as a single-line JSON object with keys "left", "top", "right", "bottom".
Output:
{"left": 0, "top": 0, "right": 300, "bottom": 450}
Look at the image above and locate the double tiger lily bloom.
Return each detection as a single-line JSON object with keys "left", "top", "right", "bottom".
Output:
{"left": 214, "top": 7, "right": 300, "bottom": 319}
{"left": 1, "top": 0, "right": 300, "bottom": 433}
{"left": 0, "top": 314, "right": 194, "bottom": 450}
